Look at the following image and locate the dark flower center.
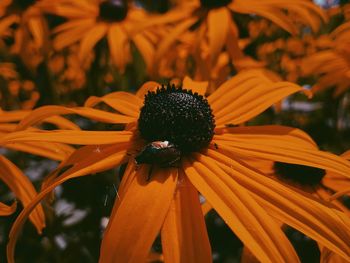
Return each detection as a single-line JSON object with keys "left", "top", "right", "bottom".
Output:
{"left": 14, "top": 0, "right": 36, "bottom": 10}
{"left": 138, "top": 84, "right": 215, "bottom": 153}
{"left": 139, "top": 0, "right": 171, "bottom": 13}
{"left": 274, "top": 162, "right": 326, "bottom": 187}
{"left": 200, "top": 0, "right": 232, "bottom": 9}
{"left": 99, "top": 0, "right": 128, "bottom": 22}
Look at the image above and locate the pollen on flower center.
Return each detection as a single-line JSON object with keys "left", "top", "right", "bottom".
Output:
{"left": 99, "top": 0, "right": 128, "bottom": 22}
{"left": 274, "top": 162, "right": 326, "bottom": 187}
{"left": 200, "top": 0, "right": 232, "bottom": 9}
{"left": 138, "top": 84, "right": 215, "bottom": 153}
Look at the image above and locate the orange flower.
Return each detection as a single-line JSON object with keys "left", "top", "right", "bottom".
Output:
{"left": 2, "top": 71, "right": 350, "bottom": 262}
{"left": 42, "top": 0, "right": 159, "bottom": 73}
{"left": 47, "top": 44, "right": 89, "bottom": 93}
{"left": 0, "top": 0, "right": 49, "bottom": 69}
{"left": 152, "top": 0, "right": 326, "bottom": 75}
{"left": 0, "top": 63, "right": 40, "bottom": 110}
{"left": 302, "top": 21, "right": 350, "bottom": 97}
{"left": 234, "top": 151, "right": 350, "bottom": 215}
{"left": 233, "top": 149, "right": 350, "bottom": 262}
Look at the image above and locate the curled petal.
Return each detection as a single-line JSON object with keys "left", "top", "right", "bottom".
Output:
{"left": 0, "top": 202, "right": 17, "bottom": 216}
{"left": 0, "top": 156, "right": 45, "bottom": 233}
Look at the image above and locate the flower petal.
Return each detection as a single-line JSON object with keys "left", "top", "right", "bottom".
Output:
{"left": 3, "top": 141, "right": 74, "bottom": 161}
{"left": 42, "top": 116, "right": 81, "bottom": 130}
{"left": 136, "top": 81, "right": 161, "bottom": 99}
{"left": 0, "top": 125, "right": 75, "bottom": 161}
{"left": 201, "top": 201, "right": 212, "bottom": 216}
{"left": 214, "top": 125, "right": 317, "bottom": 148}
{"left": 161, "top": 173, "right": 212, "bottom": 263}
{"left": 107, "top": 24, "right": 129, "bottom": 72}
{"left": 84, "top": 92, "right": 142, "bottom": 118}
{"left": 230, "top": 0, "right": 327, "bottom": 34}
{"left": 132, "top": 33, "right": 155, "bottom": 73}
{"left": 213, "top": 129, "right": 350, "bottom": 179}
{"left": 27, "top": 16, "right": 46, "bottom": 50}
{"left": 230, "top": 3, "right": 297, "bottom": 34}
{"left": 53, "top": 23, "right": 93, "bottom": 50}
{"left": 0, "top": 130, "right": 133, "bottom": 145}
{"left": 153, "top": 17, "right": 197, "bottom": 74}
{"left": 15, "top": 105, "right": 135, "bottom": 131}
{"left": 0, "top": 110, "right": 80, "bottom": 130}
{"left": 208, "top": 70, "right": 310, "bottom": 125}
{"left": 78, "top": 23, "right": 107, "bottom": 62}
{"left": 207, "top": 7, "right": 229, "bottom": 63}
{"left": 183, "top": 156, "right": 299, "bottom": 263}
{"left": 0, "top": 110, "right": 30, "bottom": 122}
{"left": 323, "top": 173, "right": 350, "bottom": 198}
{"left": 0, "top": 202, "right": 17, "bottom": 216}
{"left": 315, "top": 188, "right": 350, "bottom": 216}
{"left": 241, "top": 247, "right": 260, "bottom": 263}
{"left": 0, "top": 156, "right": 45, "bottom": 233}
{"left": 99, "top": 167, "right": 178, "bottom": 263}
{"left": 183, "top": 76, "right": 208, "bottom": 96}
{"left": 52, "top": 18, "right": 94, "bottom": 34}
{"left": 206, "top": 149, "right": 350, "bottom": 260}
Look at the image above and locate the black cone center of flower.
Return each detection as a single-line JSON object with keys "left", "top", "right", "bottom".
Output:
{"left": 200, "top": 0, "right": 232, "bottom": 9}
{"left": 138, "top": 84, "right": 215, "bottom": 153}
{"left": 99, "top": 0, "right": 128, "bottom": 22}
{"left": 274, "top": 162, "right": 326, "bottom": 187}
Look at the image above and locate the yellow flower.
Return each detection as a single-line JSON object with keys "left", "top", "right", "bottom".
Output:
{"left": 2, "top": 71, "right": 350, "bottom": 262}
{"left": 43, "top": 0, "right": 159, "bottom": 73}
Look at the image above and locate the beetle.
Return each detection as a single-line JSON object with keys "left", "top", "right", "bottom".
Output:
{"left": 135, "top": 141, "right": 181, "bottom": 181}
